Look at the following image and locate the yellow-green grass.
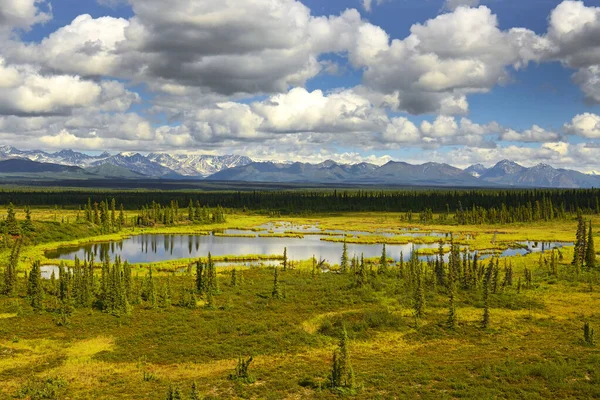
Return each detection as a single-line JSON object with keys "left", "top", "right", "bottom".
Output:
{"left": 1, "top": 254, "right": 599, "bottom": 399}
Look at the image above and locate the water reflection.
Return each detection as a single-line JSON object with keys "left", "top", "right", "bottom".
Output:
{"left": 47, "top": 233, "right": 439, "bottom": 265}
{"left": 45, "top": 230, "right": 574, "bottom": 268}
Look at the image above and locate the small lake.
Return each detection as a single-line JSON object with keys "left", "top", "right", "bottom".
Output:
{"left": 46, "top": 233, "right": 440, "bottom": 265}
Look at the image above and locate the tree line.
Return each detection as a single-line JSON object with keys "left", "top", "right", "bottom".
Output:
{"left": 0, "top": 188, "right": 598, "bottom": 216}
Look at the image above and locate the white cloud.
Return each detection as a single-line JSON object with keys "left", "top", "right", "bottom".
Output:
{"left": 564, "top": 112, "right": 600, "bottom": 139}
{"left": 13, "top": 14, "right": 129, "bottom": 77}
{"left": 113, "top": 1, "right": 370, "bottom": 95}
{"left": 252, "top": 87, "right": 387, "bottom": 134}
{"left": 353, "top": 6, "right": 536, "bottom": 114}
{"left": 500, "top": 125, "right": 561, "bottom": 143}
{"left": 0, "top": 60, "right": 101, "bottom": 115}
{"left": 0, "top": 0, "right": 51, "bottom": 31}
{"left": 39, "top": 129, "right": 104, "bottom": 150}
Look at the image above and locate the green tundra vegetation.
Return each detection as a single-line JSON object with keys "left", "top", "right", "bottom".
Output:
{"left": 0, "top": 189, "right": 599, "bottom": 399}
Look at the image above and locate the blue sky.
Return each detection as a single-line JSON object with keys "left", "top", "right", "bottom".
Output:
{"left": 1, "top": 0, "right": 600, "bottom": 171}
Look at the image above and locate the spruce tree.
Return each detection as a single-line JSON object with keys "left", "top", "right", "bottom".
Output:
{"left": 447, "top": 257, "right": 456, "bottom": 330}
{"left": 145, "top": 266, "right": 157, "bottom": 309}
{"left": 205, "top": 290, "right": 215, "bottom": 309}
{"left": 340, "top": 240, "right": 349, "bottom": 274}
{"left": 21, "top": 206, "right": 34, "bottom": 233}
{"left": 482, "top": 260, "right": 493, "bottom": 329}
{"left": 118, "top": 204, "right": 125, "bottom": 230}
{"left": 159, "top": 278, "right": 172, "bottom": 309}
{"left": 379, "top": 244, "right": 388, "bottom": 275}
{"left": 330, "top": 326, "right": 356, "bottom": 393}
{"left": 573, "top": 213, "right": 587, "bottom": 270}
{"left": 282, "top": 247, "right": 288, "bottom": 271}
{"left": 231, "top": 268, "right": 238, "bottom": 287}
{"left": 414, "top": 262, "right": 425, "bottom": 319}
{"left": 110, "top": 198, "right": 116, "bottom": 231}
{"left": 195, "top": 260, "right": 205, "bottom": 293}
{"left": 272, "top": 267, "right": 281, "bottom": 299}
{"left": 5, "top": 203, "right": 20, "bottom": 236}
{"left": 58, "top": 262, "right": 72, "bottom": 303}
{"left": 586, "top": 221, "right": 596, "bottom": 270}
{"left": 28, "top": 261, "right": 43, "bottom": 310}
{"left": 3, "top": 238, "right": 21, "bottom": 296}
{"left": 123, "top": 260, "right": 132, "bottom": 302}
{"left": 435, "top": 240, "right": 445, "bottom": 287}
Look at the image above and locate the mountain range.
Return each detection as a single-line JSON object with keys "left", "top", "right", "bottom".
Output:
{"left": 0, "top": 146, "right": 598, "bottom": 188}
{"left": 0, "top": 146, "right": 252, "bottom": 177}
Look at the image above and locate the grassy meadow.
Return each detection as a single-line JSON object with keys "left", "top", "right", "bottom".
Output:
{"left": 0, "top": 206, "right": 599, "bottom": 399}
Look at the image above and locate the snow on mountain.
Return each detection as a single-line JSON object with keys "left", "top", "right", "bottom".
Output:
{"left": 90, "top": 153, "right": 176, "bottom": 177}
{"left": 0, "top": 146, "right": 251, "bottom": 177}
{"left": 0, "top": 146, "right": 109, "bottom": 166}
{"left": 464, "top": 164, "right": 488, "bottom": 178}
{"left": 147, "top": 153, "right": 253, "bottom": 176}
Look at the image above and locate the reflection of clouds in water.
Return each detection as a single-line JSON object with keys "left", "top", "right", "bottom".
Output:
{"left": 52, "top": 233, "right": 439, "bottom": 265}
{"left": 50, "top": 233, "right": 575, "bottom": 266}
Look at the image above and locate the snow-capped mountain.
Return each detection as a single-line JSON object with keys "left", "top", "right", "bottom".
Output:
{"left": 0, "top": 146, "right": 252, "bottom": 177}
{"left": 90, "top": 153, "right": 176, "bottom": 177}
{"left": 0, "top": 145, "right": 598, "bottom": 187}
{"left": 465, "top": 164, "right": 488, "bottom": 178}
{"left": 0, "top": 146, "right": 109, "bottom": 166}
{"left": 147, "top": 153, "right": 253, "bottom": 177}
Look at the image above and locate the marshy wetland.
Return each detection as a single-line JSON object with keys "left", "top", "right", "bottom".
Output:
{"left": 0, "top": 189, "right": 599, "bottom": 399}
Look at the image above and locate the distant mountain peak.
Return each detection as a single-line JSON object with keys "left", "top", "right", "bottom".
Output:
{"left": 465, "top": 163, "right": 488, "bottom": 178}
{"left": 0, "top": 145, "right": 18, "bottom": 153}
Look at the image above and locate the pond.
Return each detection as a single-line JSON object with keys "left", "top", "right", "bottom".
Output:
{"left": 46, "top": 232, "right": 440, "bottom": 265}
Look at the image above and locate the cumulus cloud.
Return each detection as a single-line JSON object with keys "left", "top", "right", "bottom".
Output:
{"left": 1, "top": 0, "right": 600, "bottom": 170}
{"left": 0, "top": 57, "right": 140, "bottom": 116}
{"left": 0, "top": 59, "right": 101, "bottom": 116}
{"left": 112, "top": 1, "right": 373, "bottom": 95}
{"left": 0, "top": 0, "right": 51, "bottom": 31}
{"left": 536, "top": 1, "right": 600, "bottom": 103}
{"left": 352, "top": 6, "right": 538, "bottom": 114}
{"left": 12, "top": 14, "right": 129, "bottom": 77}
{"left": 500, "top": 125, "right": 561, "bottom": 143}
{"left": 564, "top": 112, "right": 600, "bottom": 139}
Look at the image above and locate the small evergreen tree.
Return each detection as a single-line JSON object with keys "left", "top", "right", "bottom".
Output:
{"left": 230, "top": 356, "right": 254, "bottom": 383}
{"left": 282, "top": 247, "right": 288, "bottom": 271}
{"left": 413, "top": 261, "right": 425, "bottom": 320}
{"left": 230, "top": 268, "right": 238, "bottom": 287}
{"left": 6, "top": 203, "right": 20, "bottom": 236}
{"left": 145, "top": 266, "right": 157, "bottom": 309}
{"left": 21, "top": 206, "right": 34, "bottom": 233}
{"left": 117, "top": 204, "right": 125, "bottom": 230}
{"left": 272, "top": 267, "right": 281, "bottom": 299}
{"left": 329, "top": 326, "right": 356, "bottom": 393}
{"left": 3, "top": 239, "right": 21, "bottom": 296}
{"left": 482, "top": 260, "right": 493, "bottom": 329}
{"left": 28, "top": 261, "right": 43, "bottom": 310}
{"left": 586, "top": 221, "right": 596, "bottom": 270}
{"left": 379, "top": 244, "right": 388, "bottom": 275}
{"left": 195, "top": 260, "right": 205, "bottom": 293}
{"left": 340, "top": 240, "right": 349, "bottom": 274}
{"left": 447, "top": 258, "right": 456, "bottom": 330}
